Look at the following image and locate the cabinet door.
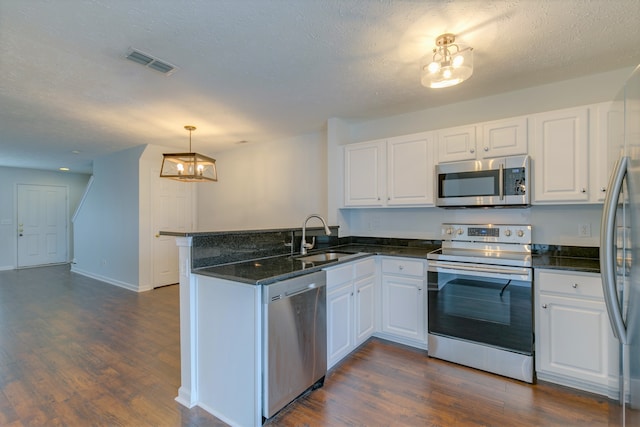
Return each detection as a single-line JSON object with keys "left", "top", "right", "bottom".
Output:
{"left": 327, "top": 282, "right": 354, "bottom": 368}
{"left": 381, "top": 275, "right": 424, "bottom": 341}
{"left": 480, "top": 117, "right": 527, "bottom": 159}
{"left": 354, "top": 274, "right": 376, "bottom": 345}
{"left": 591, "top": 102, "right": 623, "bottom": 202}
{"left": 531, "top": 107, "right": 589, "bottom": 203}
{"left": 537, "top": 293, "right": 612, "bottom": 387}
{"left": 344, "top": 140, "right": 386, "bottom": 206}
{"left": 437, "top": 125, "right": 477, "bottom": 163}
{"left": 387, "top": 133, "right": 435, "bottom": 206}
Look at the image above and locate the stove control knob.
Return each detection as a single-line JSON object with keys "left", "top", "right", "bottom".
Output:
{"left": 504, "top": 229, "right": 512, "bottom": 237}
{"left": 445, "top": 227, "right": 453, "bottom": 235}
{"left": 457, "top": 228, "right": 464, "bottom": 235}
{"left": 517, "top": 230, "right": 525, "bottom": 238}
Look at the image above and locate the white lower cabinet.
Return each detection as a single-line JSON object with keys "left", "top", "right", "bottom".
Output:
{"left": 325, "top": 257, "right": 376, "bottom": 369}
{"left": 535, "top": 269, "right": 619, "bottom": 397}
{"left": 379, "top": 257, "right": 427, "bottom": 348}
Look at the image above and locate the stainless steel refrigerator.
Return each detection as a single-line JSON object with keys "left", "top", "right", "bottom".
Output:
{"left": 601, "top": 63, "right": 640, "bottom": 426}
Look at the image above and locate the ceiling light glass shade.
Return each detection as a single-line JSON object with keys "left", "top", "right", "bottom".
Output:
{"left": 160, "top": 152, "right": 217, "bottom": 182}
{"left": 160, "top": 125, "right": 218, "bottom": 182}
{"left": 421, "top": 33, "right": 473, "bottom": 89}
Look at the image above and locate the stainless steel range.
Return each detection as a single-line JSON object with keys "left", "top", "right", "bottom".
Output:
{"left": 427, "top": 223, "right": 534, "bottom": 383}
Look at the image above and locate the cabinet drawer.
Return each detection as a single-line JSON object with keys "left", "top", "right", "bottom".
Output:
{"left": 537, "top": 270, "right": 602, "bottom": 298}
{"left": 355, "top": 258, "right": 376, "bottom": 278}
{"left": 325, "top": 263, "right": 354, "bottom": 288}
{"left": 381, "top": 258, "right": 424, "bottom": 277}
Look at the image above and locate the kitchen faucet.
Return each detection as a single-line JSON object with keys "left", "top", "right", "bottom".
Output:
{"left": 300, "top": 214, "right": 331, "bottom": 255}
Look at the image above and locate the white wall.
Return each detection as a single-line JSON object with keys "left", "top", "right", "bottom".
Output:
{"left": 197, "top": 132, "right": 327, "bottom": 230}
{"left": 345, "top": 204, "right": 603, "bottom": 246}
{"left": 73, "top": 145, "right": 144, "bottom": 290}
{"left": 0, "top": 167, "right": 90, "bottom": 270}
{"left": 327, "top": 67, "right": 635, "bottom": 247}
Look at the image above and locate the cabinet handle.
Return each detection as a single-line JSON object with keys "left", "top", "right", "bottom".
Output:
{"left": 484, "top": 146, "right": 489, "bottom": 152}
{"left": 418, "top": 286, "right": 423, "bottom": 291}
{"left": 572, "top": 283, "right": 578, "bottom": 288}
{"left": 581, "top": 188, "right": 586, "bottom": 193}
{"left": 398, "top": 265, "right": 404, "bottom": 271}
{"left": 351, "top": 292, "right": 354, "bottom": 296}
{"left": 601, "top": 187, "right": 606, "bottom": 192}
{"left": 541, "top": 304, "right": 548, "bottom": 309}
{"left": 470, "top": 148, "right": 475, "bottom": 154}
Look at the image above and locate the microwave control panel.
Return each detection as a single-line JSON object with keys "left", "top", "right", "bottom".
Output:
{"left": 504, "top": 167, "right": 527, "bottom": 196}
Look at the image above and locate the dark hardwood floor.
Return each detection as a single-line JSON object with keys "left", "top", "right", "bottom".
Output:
{"left": 0, "top": 265, "right": 620, "bottom": 426}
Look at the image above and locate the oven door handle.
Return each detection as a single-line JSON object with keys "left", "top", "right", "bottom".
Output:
{"left": 428, "top": 260, "right": 532, "bottom": 281}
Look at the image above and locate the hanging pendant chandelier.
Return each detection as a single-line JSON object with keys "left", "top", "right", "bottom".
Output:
{"left": 160, "top": 125, "right": 218, "bottom": 182}
{"left": 421, "top": 33, "right": 474, "bottom": 89}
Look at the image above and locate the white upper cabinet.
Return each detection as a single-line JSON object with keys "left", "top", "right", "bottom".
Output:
{"left": 344, "top": 132, "right": 435, "bottom": 207}
{"left": 437, "top": 125, "right": 477, "bottom": 163}
{"left": 344, "top": 139, "right": 386, "bottom": 206}
{"left": 437, "top": 117, "right": 527, "bottom": 163}
{"left": 481, "top": 117, "right": 528, "bottom": 158}
{"left": 590, "top": 101, "right": 623, "bottom": 203}
{"left": 386, "top": 133, "right": 435, "bottom": 206}
{"left": 531, "top": 106, "right": 590, "bottom": 203}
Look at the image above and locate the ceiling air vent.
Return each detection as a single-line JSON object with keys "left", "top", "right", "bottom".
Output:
{"left": 125, "top": 48, "right": 177, "bottom": 76}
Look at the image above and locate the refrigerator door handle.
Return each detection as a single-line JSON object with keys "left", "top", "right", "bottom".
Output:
{"left": 600, "top": 155, "right": 628, "bottom": 344}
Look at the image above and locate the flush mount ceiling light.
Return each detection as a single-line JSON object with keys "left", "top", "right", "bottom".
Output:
{"left": 160, "top": 126, "right": 218, "bottom": 182}
{"left": 421, "top": 33, "right": 473, "bottom": 89}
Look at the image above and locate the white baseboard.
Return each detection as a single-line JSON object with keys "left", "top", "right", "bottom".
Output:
{"left": 0, "top": 265, "right": 14, "bottom": 271}
{"left": 70, "top": 266, "right": 139, "bottom": 292}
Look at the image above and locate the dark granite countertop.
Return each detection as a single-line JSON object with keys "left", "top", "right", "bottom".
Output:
{"left": 532, "top": 255, "right": 600, "bottom": 274}
{"left": 194, "top": 243, "right": 439, "bottom": 286}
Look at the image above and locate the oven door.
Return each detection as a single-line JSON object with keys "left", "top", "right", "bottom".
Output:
{"left": 427, "top": 260, "right": 533, "bottom": 355}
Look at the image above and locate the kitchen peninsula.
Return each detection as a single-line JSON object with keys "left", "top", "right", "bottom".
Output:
{"left": 161, "top": 227, "right": 437, "bottom": 427}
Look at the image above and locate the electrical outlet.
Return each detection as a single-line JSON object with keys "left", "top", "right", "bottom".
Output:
{"left": 578, "top": 223, "right": 591, "bottom": 237}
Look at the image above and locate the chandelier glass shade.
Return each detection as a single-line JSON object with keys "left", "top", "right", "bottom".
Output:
{"left": 421, "top": 33, "right": 473, "bottom": 89}
{"left": 160, "top": 126, "right": 218, "bottom": 182}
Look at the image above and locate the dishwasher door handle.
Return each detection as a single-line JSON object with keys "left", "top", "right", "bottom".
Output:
{"left": 285, "top": 283, "right": 320, "bottom": 298}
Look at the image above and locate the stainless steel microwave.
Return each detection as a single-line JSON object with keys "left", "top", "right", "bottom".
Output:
{"left": 435, "top": 155, "right": 530, "bottom": 208}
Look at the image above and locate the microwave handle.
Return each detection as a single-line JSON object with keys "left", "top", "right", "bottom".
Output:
{"left": 499, "top": 163, "right": 504, "bottom": 200}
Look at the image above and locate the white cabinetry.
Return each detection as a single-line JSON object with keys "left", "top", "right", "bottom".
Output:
{"left": 344, "top": 132, "right": 435, "bottom": 207}
{"left": 344, "top": 139, "right": 386, "bottom": 206}
{"left": 379, "top": 257, "right": 427, "bottom": 348}
{"left": 437, "top": 117, "right": 527, "bottom": 163}
{"left": 591, "top": 101, "right": 623, "bottom": 203}
{"left": 437, "top": 124, "right": 477, "bottom": 163}
{"left": 326, "top": 257, "right": 376, "bottom": 368}
{"left": 535, "top": 269, "right": 618, "bottom": 397}
{"left": 531, "top": 106, "right": 590, "bottom": 203}
{"left": 386, "top": 134, "right": 435, "bottom": 206}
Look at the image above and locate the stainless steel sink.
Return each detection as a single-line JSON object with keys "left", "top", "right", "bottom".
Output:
{"left": 297, "top": 251, "right": 358, "bottom": 263}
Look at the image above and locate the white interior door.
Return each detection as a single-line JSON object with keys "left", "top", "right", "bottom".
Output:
{"left": 17, "top": 184, "right": 68, "bottom": 268}
{"left": 152, "top": 172, "right": 193, "bottom": 288}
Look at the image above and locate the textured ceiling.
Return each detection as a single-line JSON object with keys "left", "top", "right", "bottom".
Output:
{"left": 1, "top": 0, "right": 639, "bottom": 173}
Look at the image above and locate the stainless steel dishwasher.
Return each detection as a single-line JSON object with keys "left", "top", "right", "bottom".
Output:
{"left": 263, "top": 270, "right": 327, "bottom": 419}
